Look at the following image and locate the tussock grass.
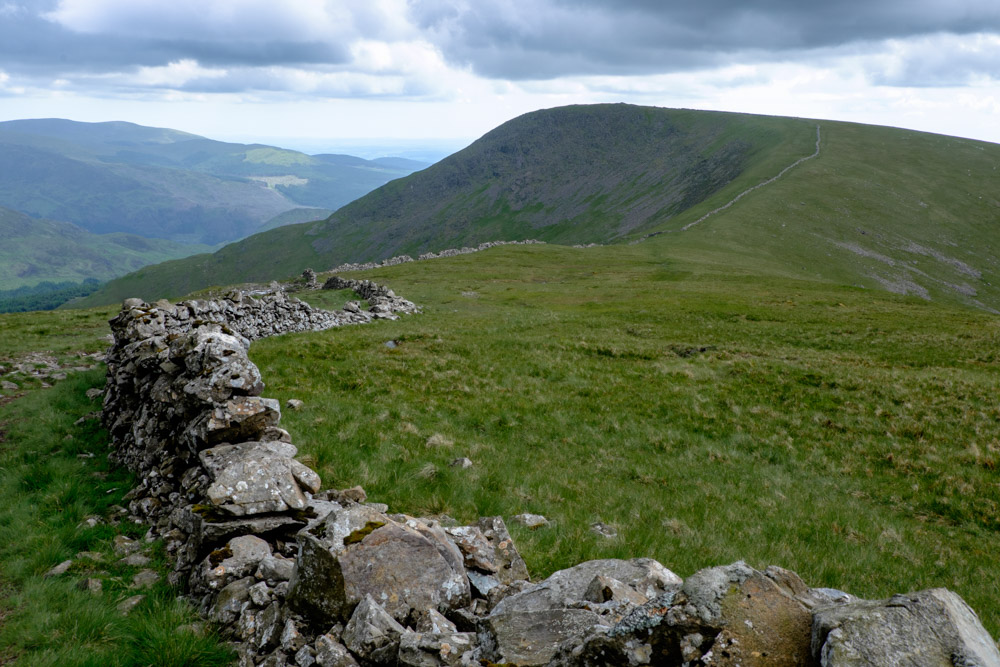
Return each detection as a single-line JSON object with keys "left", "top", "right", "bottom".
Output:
{"left": 249, "top": 242, "right": 1000, "bottom": 634}
{"left": 0, "top": 371, "right": 231, "bottom": 665}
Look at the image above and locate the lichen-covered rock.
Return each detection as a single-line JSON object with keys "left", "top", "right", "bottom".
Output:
{"left": 499, "top": 558, "right": 680, "bottom": 614}
{"left": 209, "top": 576, "right": 255, "bottom": 626}
{"left": 289, "top": 512, "right": 470, "bottom": 626}
{"left": 476, "top": 516, "right": 529, "bottom": 585}
{"left": 397, "top": 630, "right": 475, "bottom": 666}
{"left": 202, "top": 441, "right": 321, "bottom": 516}
{"left": 337, "top": 521, "right": 470, "bottom": 623}
{"left": 342, "top": 595, "right": 406, "bottom": 665}
{"left": 602, "top": 562, "right": 819, "bottom": 666}
{"left": 812, "top": 588, "right": 1000, "bottom": 667}
{"left": 479, "top": 607, "right": 604, "bottom": 666}
{"left": 184, "top": 396, "right": 282, "bottom": 449}
{"left": 479, "top": 559, "right": 680, "bottom": 666}
{"left": 314, "top": 635, "right": 359, "bottom": 667}
{"left": 198, "top": 534, "right": 272, "bottom": 590}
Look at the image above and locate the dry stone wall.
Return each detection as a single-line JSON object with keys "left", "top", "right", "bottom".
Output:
{"left": 101, "top": 275, "right": 1000, "bottom": 666}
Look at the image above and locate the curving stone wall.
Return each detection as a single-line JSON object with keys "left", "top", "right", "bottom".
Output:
{"left": 101, "top": 277, "right": 1000, "bottom": 667}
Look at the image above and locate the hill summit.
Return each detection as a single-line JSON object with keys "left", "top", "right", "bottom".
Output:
{"left": 78, "top": 104, "right": 1000, "bottom": 312}
{"left": 79, "top": 105, "right": 815, "bottom": 304}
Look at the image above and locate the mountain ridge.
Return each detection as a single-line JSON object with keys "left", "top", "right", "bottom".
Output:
{"left": 72, "top": 104, "right": 1000, "bottom": 313}
{"left": 0, "top": 118, "right": 427, "bottom": 245}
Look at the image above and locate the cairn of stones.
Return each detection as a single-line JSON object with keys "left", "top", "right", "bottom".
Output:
{"left": 101, "top": 278, "right": 1000, "bottom": 666}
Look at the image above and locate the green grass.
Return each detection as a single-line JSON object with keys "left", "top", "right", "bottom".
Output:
{"left": 0, "top": 306, "right": 115, "bottom": 360}
{"left": 239, "top": 242, "right": 1000, "bottom": 636}
{"left": 0, "top": 371, "right": 232, "bottom": 665}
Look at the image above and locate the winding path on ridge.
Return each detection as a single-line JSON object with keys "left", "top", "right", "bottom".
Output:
{"left": 632, "top": 124, "right": 822, "bottom": 243}
{"left": 681, "top": 124, "right": 822, "bottom": 231}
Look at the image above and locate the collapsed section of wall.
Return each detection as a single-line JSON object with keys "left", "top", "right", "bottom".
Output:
{"left": 100, "top": 280, "right": 1000, "bottom": 667}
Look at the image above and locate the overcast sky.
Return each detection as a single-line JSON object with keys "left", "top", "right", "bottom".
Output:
{"left": 2, "top": 0, "right": 999, "bottom": 153}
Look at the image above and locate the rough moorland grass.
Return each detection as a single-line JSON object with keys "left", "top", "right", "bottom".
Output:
{"left": 247, "top": 242, "right": 1000, "bottom": 635}
{"left": 0, "top": 306, "right": 115, "bottom": 360}
{"left": 0, "top": 371, "right": 232, "bottom": 666}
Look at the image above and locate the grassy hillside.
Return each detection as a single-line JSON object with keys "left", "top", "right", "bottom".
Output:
{"left": 257, "top": 242, "right": 1000, "bottom": 636}
{"left": 0, "top": 119, "right": 424, "bottom": 245}
{"left": 0, "top": 207, "right": 211, "bottom": 291}
{"left": 77, "top": 105, "right": 1000, "bottom": 314}
{"left": 643, "top": 122, "right": 1000, "bottom": 313}
{"left": 0, "top": 306, "right": 232, "bottom": 665}
{"left": 76, "top": 105, "right": 817, "bottom": 305}
{"left": 257, "top": 207, "right": 335, "bottom": 232}
{"left": 5, "top": 234, "right": 1000, "bottom": 663}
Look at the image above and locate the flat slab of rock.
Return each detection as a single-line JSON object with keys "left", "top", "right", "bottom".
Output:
{"left": 813, "top": 588, "right": 1000, "bottom": 667}
{"left": 202, "top": 441, "right": 321, "bottom": 516}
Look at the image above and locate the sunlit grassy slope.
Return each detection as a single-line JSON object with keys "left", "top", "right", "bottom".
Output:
{"left": 77, "top": 108, "right": 1000, "bottom": 314}
{"left": 247, "top": 241, "right": 1000, "bottom": 635}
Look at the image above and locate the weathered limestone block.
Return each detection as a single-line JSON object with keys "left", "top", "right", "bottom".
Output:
{"left": 342, "top": 595, "right": 406, "bottom": 665}
{"left": 812, "top": 588, "right": 1000, "bottom": 667}
{"left": 201, "top": 441, "right": 321, "bottom": 516}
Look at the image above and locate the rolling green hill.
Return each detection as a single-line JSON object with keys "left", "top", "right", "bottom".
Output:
{"left": 0, "top": 206, "right": 210, "bottom": 291}
{"left": 77, "top": 104, "right": 1000, "bottom": 313}
{"left": 0, "top": 119, "right": 426, "bottom": 245}
{"left": 4, "top": 107, "right": 1000, "bottom": 660}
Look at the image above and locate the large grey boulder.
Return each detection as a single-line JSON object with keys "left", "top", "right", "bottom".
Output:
{"left": 288, "top": 511, "right": 470, "bottom": 626}
{"left": 813, "top": 588, "right": 1000, "bottom": 667}
{"left": 480, "top": 607, "right": 604, "bottom": 666}
{"left": 337, "top": 520, "right": 470, "bottom": 622}
{"left": 201, "top": 441, "right": 321, "bottom": 516}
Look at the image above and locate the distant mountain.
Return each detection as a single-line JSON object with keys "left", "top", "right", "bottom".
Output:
{"left": 0, "top": 206, "right": 210, "bottom": 291}
{"left": 77, "top": 105, "right": 795, "bottom": 302}
{"left": 0, "top": 119, "right": 426, "bottom": 245}
{"left": 77, "top": 104, "right": 1000, "bottom": 312}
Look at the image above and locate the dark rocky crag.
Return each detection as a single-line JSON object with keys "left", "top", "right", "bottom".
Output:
{"left": 100, "top": 277, "right": 1000, "bottom": 666}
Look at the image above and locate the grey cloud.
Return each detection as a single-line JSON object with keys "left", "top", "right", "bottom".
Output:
{"left": 409, "top": 0, "right": 1000, "bottom": 80}
{"left": 0, "top": 2, "right": 350, "bottom": 81}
